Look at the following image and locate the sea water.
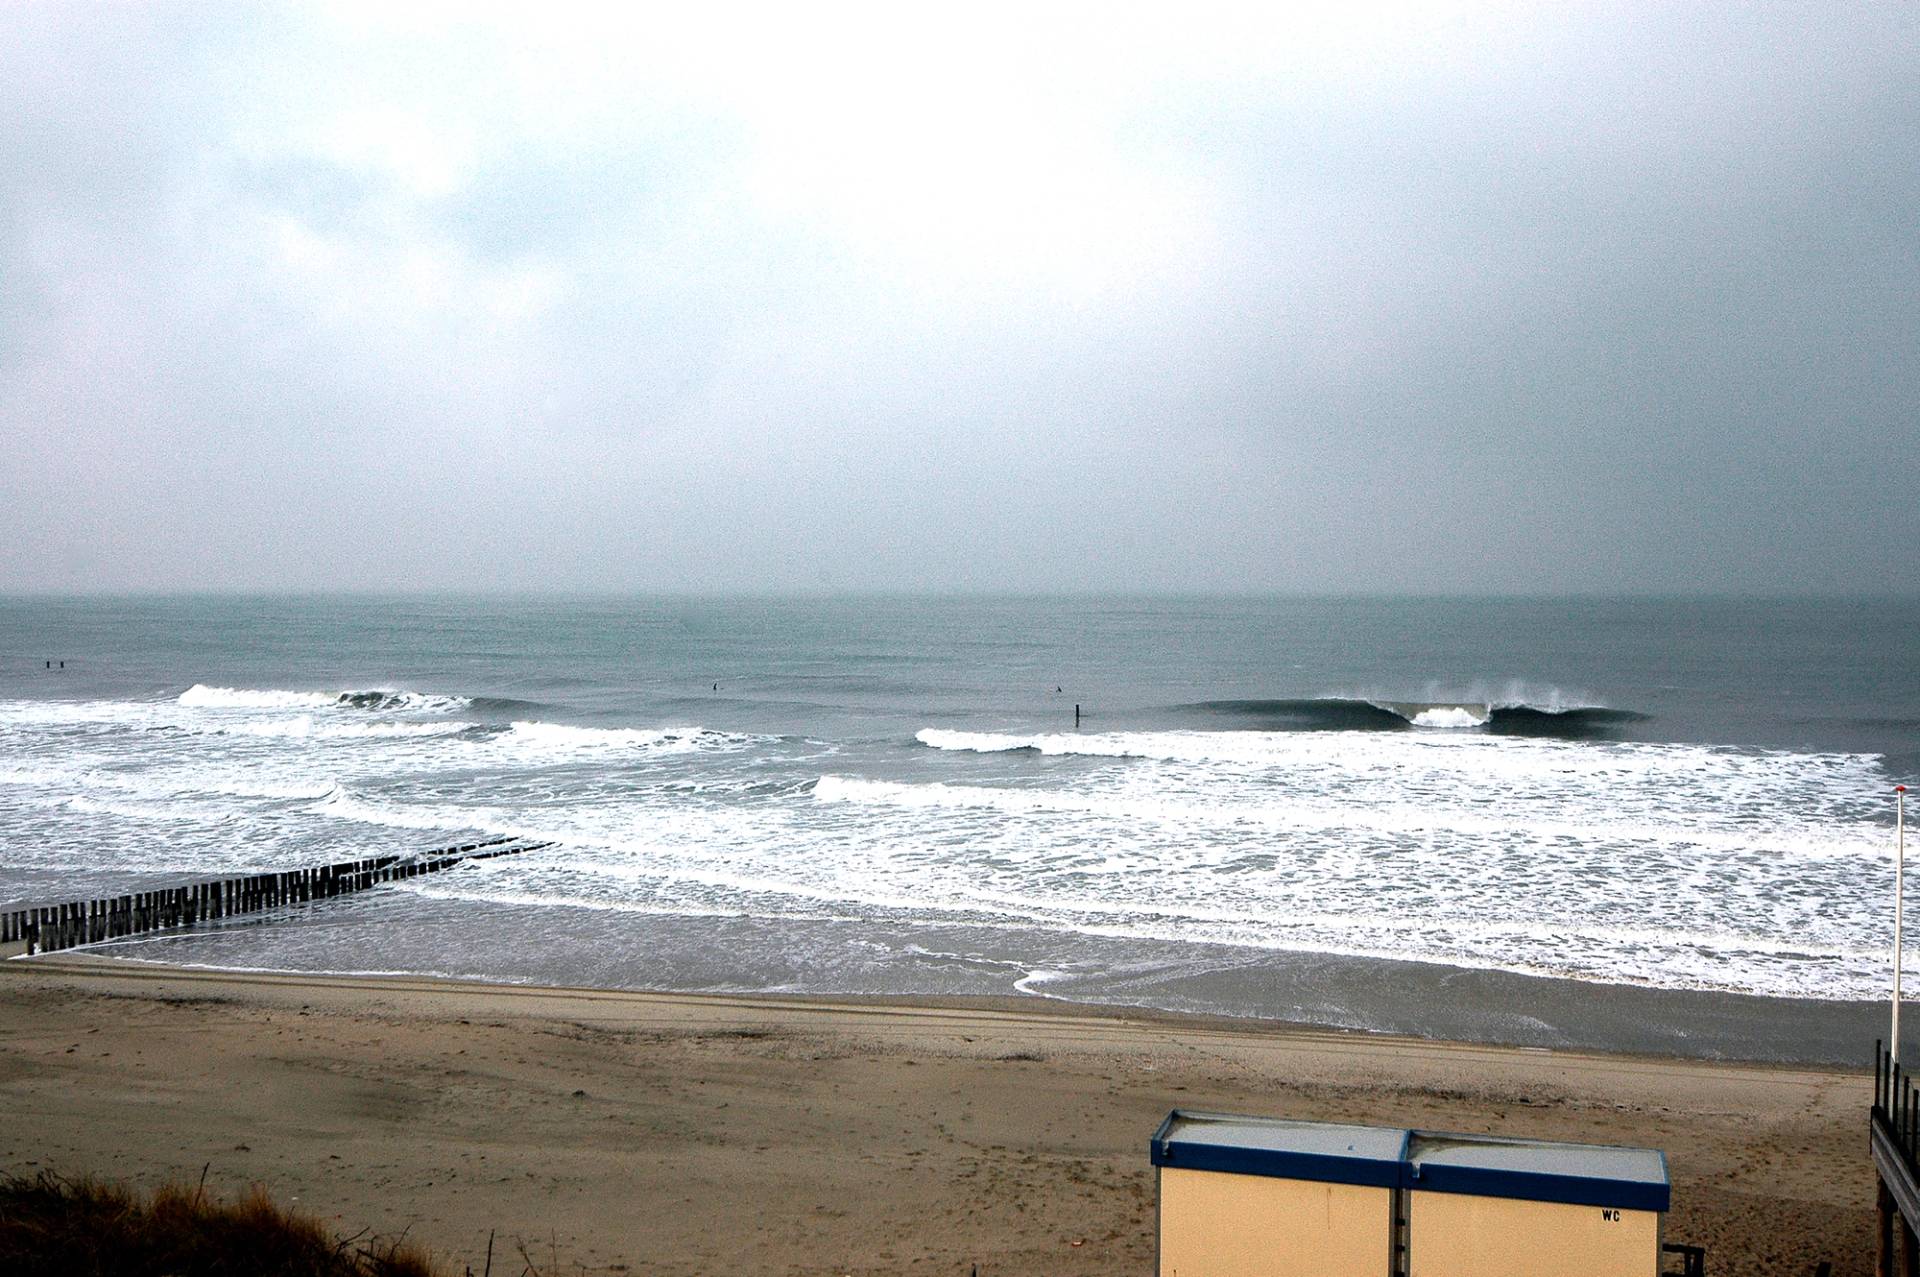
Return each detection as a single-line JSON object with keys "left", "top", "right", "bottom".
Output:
{"left": 2, "top": 595, "right": 1915, "bottom": 1056}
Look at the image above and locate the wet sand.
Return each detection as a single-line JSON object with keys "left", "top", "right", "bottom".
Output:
{"left": 0, "top": 956, "right": 1873, "bottom": 1275}
{"left": 22, "top": 891, "right": 1884, "bottom": 1066}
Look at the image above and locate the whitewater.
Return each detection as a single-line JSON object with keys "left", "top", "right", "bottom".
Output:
{"left": 1, "top": 594, "right": 1916, "bottom": 1054}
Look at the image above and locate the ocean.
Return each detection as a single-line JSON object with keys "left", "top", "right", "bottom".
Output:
{"left": 3, "top": 594, "right": 1915, "bottom": 1062}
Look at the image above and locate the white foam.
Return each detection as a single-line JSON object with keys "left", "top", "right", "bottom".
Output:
{"left": 0, "top": 763, "right": 337, "bottom": 802}
{"left": 0, "top": 699, "right": 167, "bottom": 729}
{"left": 312, "top": 790, "right": 493, "bottom": 834}
{"left": 2, "top": 683, "right": 1905, "bottom": 1003}
{"left": 349, "top": 690, "right": 472, "bottom": 713}
{"left": 503, "top": 721, "right": 759, "bottom": 755}
{"left": 1012, "top": 969, "right": 1070, "bottom": 996}
{"left": 1408, "top": 706, "right": 1489, "bottom": 729}
{"left": 179, "top": 685, "right": 337, "bottom": 709}
{"left": 817, "top": 775, "right": 1064, "bottom": 812}
{"left": 206, "top": 717, "right": 471, "bottom": 740}
{"left": 178, "top": 685, "right": 471, "bottom": 713}
{"left": 816, "top": 770, "right": 1879, "bottom": 858}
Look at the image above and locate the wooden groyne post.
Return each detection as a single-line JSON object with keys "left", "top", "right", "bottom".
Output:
{"left": 0, "top": 835, "right": 550, "bottom": 958}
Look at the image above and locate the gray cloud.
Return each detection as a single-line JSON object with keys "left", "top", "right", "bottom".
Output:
{"left": 2, "top": 2, "right": 1916, "bottom": 594}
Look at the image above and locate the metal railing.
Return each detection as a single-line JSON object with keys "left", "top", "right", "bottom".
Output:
{"left": 1877, "top": 1039, "right": 1920, "bottom": 1175}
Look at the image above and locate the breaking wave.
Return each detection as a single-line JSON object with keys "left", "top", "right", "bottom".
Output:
{"left": 179, "top": 685, "right": 472, "bottom": 713}
{"left": 1177, "top": 696, "right": 1648, "bottom": 737}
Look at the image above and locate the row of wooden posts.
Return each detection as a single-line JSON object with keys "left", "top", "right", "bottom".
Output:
{"left": 1, "top": 835, "right": 550, "bottom": 955}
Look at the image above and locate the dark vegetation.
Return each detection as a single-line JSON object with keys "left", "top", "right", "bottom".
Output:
{"left": 0, "top": 1172, "right": 444, "bottom": 1277}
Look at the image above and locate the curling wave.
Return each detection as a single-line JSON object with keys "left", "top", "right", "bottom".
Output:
{"left": 1178, "top": 697, "right": 1648, "bottom": 737}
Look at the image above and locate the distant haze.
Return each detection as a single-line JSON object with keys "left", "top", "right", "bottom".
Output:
{"left": 3, "top": 2, "right": 1916, "bottom": 595}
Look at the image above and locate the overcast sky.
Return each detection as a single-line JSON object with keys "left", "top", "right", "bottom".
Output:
{"left": 2, "top": 2, "right": 1915, "bottom": 595}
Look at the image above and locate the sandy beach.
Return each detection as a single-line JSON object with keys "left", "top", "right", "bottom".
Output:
{"left": 0, "top": 955, "right": 1872, "bottom": 1275}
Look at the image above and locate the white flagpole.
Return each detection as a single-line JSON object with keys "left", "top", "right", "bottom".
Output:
{"left": 1899, "top": 784, "right": 1909, "bottom": 1065}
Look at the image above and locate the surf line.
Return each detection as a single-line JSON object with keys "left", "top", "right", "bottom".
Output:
{"left": 0, "top": 835, "right": 553, "bottom": 958}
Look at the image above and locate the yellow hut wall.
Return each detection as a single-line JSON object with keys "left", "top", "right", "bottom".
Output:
{"left": 1157, "top": 1166, "right": 1394, "bottom": 1277}
{"left": 1407, "top": 1191, "right": 1659, "bottom": 1277}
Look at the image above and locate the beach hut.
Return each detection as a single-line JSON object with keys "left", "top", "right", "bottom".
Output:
{"left": 1150, "top": 1111, "right": 1671, "bottom": 1277}
{"left": 1401, "top": 1130, "right": 1669, "bottom": 1277}
{"left": 1150, "top": 1110, "right": 1406, "bottom": 1277}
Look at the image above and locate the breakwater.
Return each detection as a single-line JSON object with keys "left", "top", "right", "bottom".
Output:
{"left": 0, "top": 836, "right": 551, "bottom": 956}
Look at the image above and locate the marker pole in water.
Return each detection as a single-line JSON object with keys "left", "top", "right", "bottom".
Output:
{"left": 1898, "top": 784, "right": 1908, "bottom": 1065}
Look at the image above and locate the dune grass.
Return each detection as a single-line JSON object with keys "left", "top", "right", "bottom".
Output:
{"left": 0, "top": 1172, "right": 445, "bottom": 1277}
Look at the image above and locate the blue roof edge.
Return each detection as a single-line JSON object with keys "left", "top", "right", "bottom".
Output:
{"left": 1152, "top": 1139, "right": 1405, "bottom": 1188}
{"left": 1403, "top": 1161, "right": 1671, "bottom": 1213}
